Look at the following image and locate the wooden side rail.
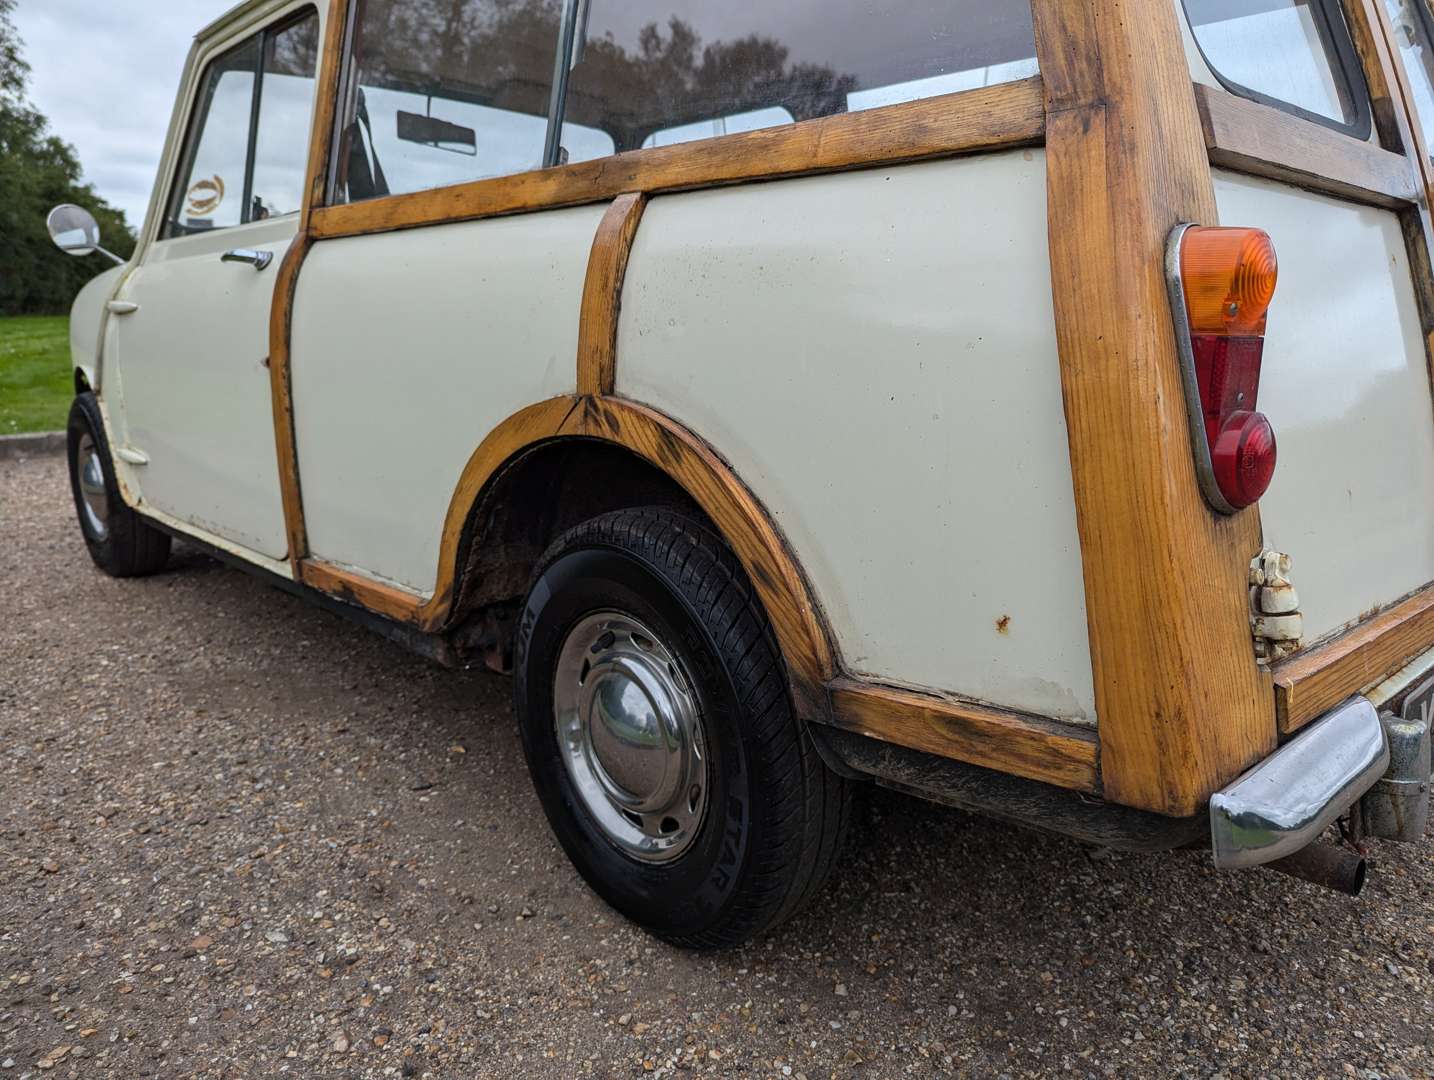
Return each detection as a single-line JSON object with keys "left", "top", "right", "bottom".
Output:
{"left": 1273, "top": 583, "right": 1434, "bottom": 733}
{"left": 1195, "top": 83, "right": 1421, "bottom": 210}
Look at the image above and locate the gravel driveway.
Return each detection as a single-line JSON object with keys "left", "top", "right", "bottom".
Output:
{"left": 3, "top": 451, "right": 1433, "bottom": 1079}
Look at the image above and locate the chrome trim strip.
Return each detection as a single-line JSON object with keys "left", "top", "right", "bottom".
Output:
{"left": 1210, "top": 696, "right": 1388, "bottom": 869}
{"left": 1164, "top": 223, "right": 1240, "bottom": 516}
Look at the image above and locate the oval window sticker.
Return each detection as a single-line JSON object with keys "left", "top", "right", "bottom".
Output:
{"left": 185, "top": 175, "right": 225, "bottom": 217}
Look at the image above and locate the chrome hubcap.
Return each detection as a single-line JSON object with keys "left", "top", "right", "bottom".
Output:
{"left": 554, "top": 611, "right": 709, "bottom": 863}
{"left": 76, "top": 433, "right": 109, "bottom": 540}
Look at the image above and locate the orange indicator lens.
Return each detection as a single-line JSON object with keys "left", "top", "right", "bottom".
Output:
{"left": 1179, "top": 226, "right": 1278, "bottom": 336}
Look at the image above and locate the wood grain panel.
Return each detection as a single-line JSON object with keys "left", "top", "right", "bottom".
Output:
{"left": 577, "top": 194, "right": 647, "bottom": 396}
{"left": 1274, "top": 584, "right": 1434, "bottom": 732}
{"left": 1195, "top": 83, "right": 1420, "bottom": 209}
{"left": 828, "top": 679, "right": 1099, "bottom": 793}
{"left": 308, "top": 78, "right": 1047, "bottom": 240}
{"left": 268, "top": 0, "right": 349, "bottom": 573}
{"left": 1031, "top": 0, "right": 1275, "bottom": 816}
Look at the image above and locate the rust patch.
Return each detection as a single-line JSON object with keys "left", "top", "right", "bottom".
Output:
{"left": 996, "top": 614, "right": 1011, "bottom": 635}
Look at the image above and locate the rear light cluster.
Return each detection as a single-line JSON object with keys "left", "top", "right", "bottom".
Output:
{"left": 1167, "top": 225, "right": 1279, "bottom": 513}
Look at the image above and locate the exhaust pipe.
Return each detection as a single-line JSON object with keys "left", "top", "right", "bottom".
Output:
{"left": 1264, "top": 842, "right": 1366, "bottom": 896}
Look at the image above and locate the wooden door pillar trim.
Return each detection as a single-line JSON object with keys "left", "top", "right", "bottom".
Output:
{"left": 269, "top": 0, "right": 349, "bottom": 574}
{"left": 1030, "top": 0, "right": 1276, "bottom": 816}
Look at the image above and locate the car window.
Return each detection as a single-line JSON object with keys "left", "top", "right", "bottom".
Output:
{"left": 1183, "top": 0, "right": 1370, "bottom": 135}
{"left": 167, "top": 38, "right": 259, "bottom": 235}
{"left": 334, "top": 0, "right": 563, "bottom": 202}
{"left": 252, "top": 13, "right": 322, "bottom": 219}
{"left": 164, "top": 9, "right": 320, "bottom": 238}
{"left": 559, "top": 0, "right": 1040, "bottom": 160}
{"left": 1386, "top": 0, "right": 1434, "bottom": 162}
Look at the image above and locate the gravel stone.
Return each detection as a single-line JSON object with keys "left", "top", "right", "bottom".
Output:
{"left": 3, "top": 452, "right": 1434, "bottom": 1076}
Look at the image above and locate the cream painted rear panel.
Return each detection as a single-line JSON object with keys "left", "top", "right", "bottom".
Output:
{"left": 618, "top": 151, "right": 1096, "bottom": 723}
{"left": 290, "top": 205, "right": 604, "bottom": 592}
{"left": 1214, "top": 171, "right": 1434, "bottom": 643}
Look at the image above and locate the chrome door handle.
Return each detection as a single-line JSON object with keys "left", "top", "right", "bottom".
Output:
{"left": 221, "top": 248, "right": 273, "bottom": 271}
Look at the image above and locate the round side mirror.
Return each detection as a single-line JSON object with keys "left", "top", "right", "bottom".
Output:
{"left": 47, "top": 204, "right": 102, "bottom": 257}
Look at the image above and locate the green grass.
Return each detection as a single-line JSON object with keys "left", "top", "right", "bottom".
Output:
{"left": 0, "top": 315, "right": 72, "bottom": 435}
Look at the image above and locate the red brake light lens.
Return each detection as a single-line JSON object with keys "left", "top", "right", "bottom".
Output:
{"left": 1212, "top": 411, "right": 1277, "bottom": 510}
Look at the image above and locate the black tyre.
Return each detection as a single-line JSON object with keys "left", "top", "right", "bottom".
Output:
{"left": 66, "top": 391, "right": 170, "bottom": 577}
{"left": 514, "top": 507, "right": 851, "bottom": 949}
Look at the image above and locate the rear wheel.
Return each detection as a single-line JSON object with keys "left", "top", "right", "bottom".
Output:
{"left": 513, "top": 507, "right": 851, "bottom": 949}
{"left": 66, "top": 392, "right": 170, "bottom": 577}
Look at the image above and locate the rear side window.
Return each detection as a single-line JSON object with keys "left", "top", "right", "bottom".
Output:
{"left": 559, "top": 0, "right": 1039, "bottom": 160}
{"left": 1183, "top": 0, "right": 1371, "bottom": 136}
{"left": 334, "top": 0, "right": 563, "bottom": 202}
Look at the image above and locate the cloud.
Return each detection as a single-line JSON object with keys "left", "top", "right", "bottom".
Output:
{"left": 13, "top": 0, "right": 237, "bottom": 232}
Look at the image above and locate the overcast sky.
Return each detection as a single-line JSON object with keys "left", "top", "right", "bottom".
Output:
{"left": 13, "top": 0, "right": 238, "bottom": 232}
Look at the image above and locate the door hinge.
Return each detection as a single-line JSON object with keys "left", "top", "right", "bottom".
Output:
{"left": 1250, "top": 549, "right": 1303, "bottom": 663}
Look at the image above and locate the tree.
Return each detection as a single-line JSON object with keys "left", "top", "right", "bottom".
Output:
{"left": 0, "top": 0, "right": 136, "bottom": 315}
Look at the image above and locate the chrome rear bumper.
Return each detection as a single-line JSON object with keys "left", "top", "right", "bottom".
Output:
{"left": 1209, "top": 697, "right": 1388, "bottom": 869}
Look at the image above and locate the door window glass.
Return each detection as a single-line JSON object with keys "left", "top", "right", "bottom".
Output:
{"left": 559, "top": 0, "right": 1039, "bottom": 160}
{"left": 167, "top": 38, "right": 259, "bottom": 235}
{"left": 1183, "top": 0, "right": 1370, "bottom": 134}
{"left": 163, "top": 9, "right": 319, "bottom": 238}
{"left": 1387, "top": 0, "right": 1434, "bottom": 162}
{"left": 334, "top": 0, "right": 563, "bottom": 202}
{"left": 252, "top": 13, "right": 322, "bottom": 219}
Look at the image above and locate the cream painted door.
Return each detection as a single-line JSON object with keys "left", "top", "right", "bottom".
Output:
{"left": 109, "top": 8, "right": 319, "bottom": 560}
{"left": 110, "top": 218, "right": 294, "bottom": 559}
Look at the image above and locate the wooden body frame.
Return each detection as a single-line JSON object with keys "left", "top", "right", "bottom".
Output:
{"left": 205, "top": 0, "right": 1434, "bottom": 816}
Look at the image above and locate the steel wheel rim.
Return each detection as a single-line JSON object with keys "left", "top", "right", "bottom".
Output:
{"left": 76, "top": 433, "right": 109, "bottom": 540}
{"left": 553, "top": 610, "right": 709, "bottom": 863}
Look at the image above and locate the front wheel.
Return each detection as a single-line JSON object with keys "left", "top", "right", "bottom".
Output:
{"left": 66, "top": 392, "right": 170, "bottom": 577}
{"left": 513, "top": 508, "right": 850, "bottom": 949}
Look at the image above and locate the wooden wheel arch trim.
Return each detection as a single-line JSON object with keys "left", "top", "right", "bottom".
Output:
{"left": 303, "top": 394, "right": 834, "bottom": 691}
